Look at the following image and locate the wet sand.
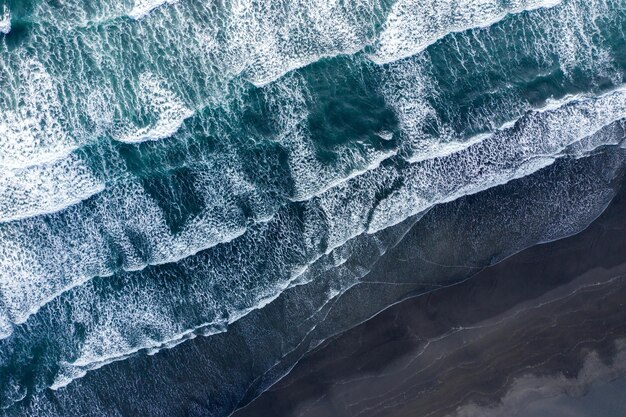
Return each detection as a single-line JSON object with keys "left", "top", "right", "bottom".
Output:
{"left": 234, "top": 178, "right": 626, "bottom": 417}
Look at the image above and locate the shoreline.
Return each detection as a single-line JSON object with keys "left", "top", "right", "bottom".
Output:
{"left": 234, "top": 168, "right": 626, "bottom": 417}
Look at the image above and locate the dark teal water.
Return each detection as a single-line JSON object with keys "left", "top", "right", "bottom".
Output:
{"left": 0, "top": 0, "right": 625, "bottom": 415}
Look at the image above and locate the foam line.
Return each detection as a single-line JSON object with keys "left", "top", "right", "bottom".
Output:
{"left": 128, "top": 0, "right": 179, "bottom": 20}
{"left": 114, "top": 73, "right": 194, "bottom": 143}
{"left": 0, "top": 164, "right": 265, "bottom": 331}
{"left": 0, "top": 59, "right": 79, "bottom": 169}
{"left": 0, "top": 6, "right": 10, "bottom": 35}
{"left": 224, "top": 0, "right": 382, "bottom": 87}
{"left": 367, "top": 88, "right": 626, "bottom": 234}
{"left": 0, "top": 154, "right": 106, "bottom": 223}
{"left": 369, "top": 0, "right": 563, "bottom": 65}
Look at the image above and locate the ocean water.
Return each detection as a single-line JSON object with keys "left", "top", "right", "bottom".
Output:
{"left": 0, "top": 0, "right": 625, "bottom": 415}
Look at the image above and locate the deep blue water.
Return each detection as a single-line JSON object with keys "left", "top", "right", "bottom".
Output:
{"left": 0, "top": 0, "right": 625, "bottom": 415}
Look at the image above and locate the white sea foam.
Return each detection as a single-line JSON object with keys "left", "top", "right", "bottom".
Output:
{"left": 0, "top": 59, "right": 79, "bottom": 169}
{"left": 376, "top": 56, "right": 502, "bottom": 164}
{"left": 0, "top": 65, "right": 114, "bottom": 223}
{"left": 0, "top": 162, "right": 260, "bottom": 332}
{"left": 128, "top": 0, "right": 179, "bottom": 20}
{"left": 0, "top": 6, "right": 10, "bottom": 34}
{"left": 369, "top": 0, "right": 563, "bottom": 64}
{"left": 50, "top": 315, "right": 228, "bottom": 390}
{"left": 0, "top": 154, "right": 105, "bottom": 223}
{"left": 1, "top": 32, "right": 622, "bottom": 367}
{"left": 367, "top": 87, "right": 626, "bottom": 234}
{"left": 283, "top": 124, "right": 398, "bottom": 202}
{"left": 259, "top": 78, "right": 400, "bottom": 202}
{"left": 224, "top": 0, "right": 380, "bottom": 86}
{"left": 50, "top": 276, "right": 303, "bottom": 391}
{"left": 377, "top": 0, "right": 623, "bottom": 166}
{"left": 10, "top": 0, "right": 612, "bottom": 102}
{"left": 3, "top": 83, "right": 624, "bottom": 346}
{"left": 229, "top": 0, "right": 564, "bottom": 86}
{"left": 49, "top": 237, "right": 325, "bottom": 391}
{"left": 114, "top": 73, "right": 194, "bottom": 143}
{"left": 312, "top": 91, "right": 626, "bottom": 253}
{"left": 547, "top": 0, "right": 619, "bottom": 84}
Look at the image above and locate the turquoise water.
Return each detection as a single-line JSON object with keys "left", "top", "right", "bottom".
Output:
{"left": 0, "top": 0, "right": 625, "bottom": 415}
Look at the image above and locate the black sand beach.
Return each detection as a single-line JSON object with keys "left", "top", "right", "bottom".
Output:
{"left": 234, "top": 164, "right": 626, "bottom": 417}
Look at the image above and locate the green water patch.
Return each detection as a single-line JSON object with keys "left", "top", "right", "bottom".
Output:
{"left": 303, "top": 58, "right": 400, "bottom": 163}
{"left": 140, "top": 167, "right": 205, "bottom": 235}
